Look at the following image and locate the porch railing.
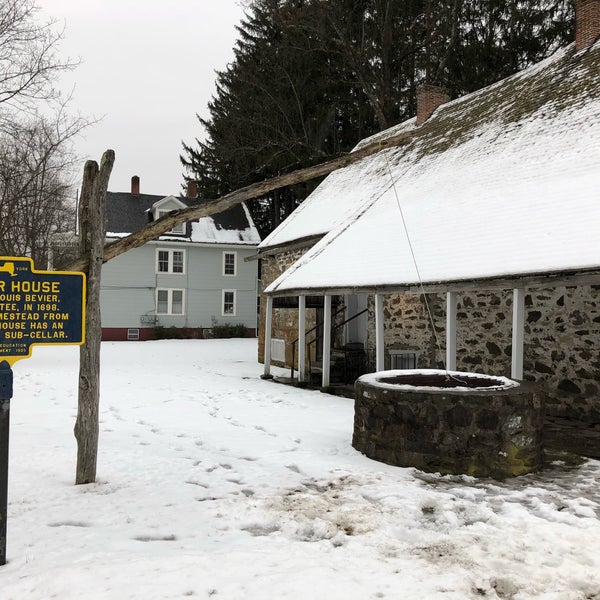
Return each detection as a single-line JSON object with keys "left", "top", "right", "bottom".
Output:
{"left": 290, "top": 307, "right": 369, "bottom": 380}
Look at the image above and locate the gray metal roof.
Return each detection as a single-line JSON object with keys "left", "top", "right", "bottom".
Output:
{"left": 105, "top": 192, "right": 260, "bottom": 244}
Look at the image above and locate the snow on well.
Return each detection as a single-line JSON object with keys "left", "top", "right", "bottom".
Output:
{"left": 360, "top": 369, "right": 519, "bottom": 392}
{"left": 3, "top": 339, "right": 600, "bottom": 599}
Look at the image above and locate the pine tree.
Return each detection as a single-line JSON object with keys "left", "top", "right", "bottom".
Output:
{"left": 182, "top": 0, "right": 574, "bottom": 238}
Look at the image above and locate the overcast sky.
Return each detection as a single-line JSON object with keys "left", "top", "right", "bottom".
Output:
{"left": 36, "top": 0, "right": 247, "bottom": 196}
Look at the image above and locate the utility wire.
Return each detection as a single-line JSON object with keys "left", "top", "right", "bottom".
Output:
{"left": 383, "top": 150, "right": 456, "bottom": 377}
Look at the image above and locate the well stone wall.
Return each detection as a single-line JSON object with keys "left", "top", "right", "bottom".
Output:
{"left": 365, "top": 285, "right": 600, "bottom": 429}
{"left": 353, "top": 375, "right": 544, "bottom": 478}
{"left": 258, "top": 247, "right": 599, "bottom": 455}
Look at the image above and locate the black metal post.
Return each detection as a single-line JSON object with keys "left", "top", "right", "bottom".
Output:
{"left": 0, "top": 360, "right": 13, "bottom": 566}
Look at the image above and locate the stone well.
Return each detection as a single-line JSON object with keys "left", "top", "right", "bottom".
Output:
{"left": 353, "top": 369, "right": 544, "bottom": 479}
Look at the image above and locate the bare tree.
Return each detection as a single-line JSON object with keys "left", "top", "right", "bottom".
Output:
{"left": 68, "top": 127, "right": 416, "bottom": 273}
{"left": 0, "top": 109, "right": 84, "bottom": 266}
{"left": 0, "top": 0, "right": 87, "bottom": 267}
{"left": 0, "top": 0, "right": 77, "bottom": 120}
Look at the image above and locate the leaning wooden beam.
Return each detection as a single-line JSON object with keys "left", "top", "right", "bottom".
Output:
{"left": 65, "top": 130, "right": 415, "bottom": 273}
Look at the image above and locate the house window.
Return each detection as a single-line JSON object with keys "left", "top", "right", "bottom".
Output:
{"left": 158, "top": 210, "right": 185, "bottom": 234}
{"left": 157, "top": 248, "right": 185, "bottom": 274}
{"left": 223, "top": 251, "right": 236, "bottom": 276}
{"left": 222, "top": 289, "right": 236, "bottom": 316}
{"left": 156, "top": 288, "right": 185, "bottom": 315}
{"left": 127, "top": 328, "right": 140, "bottom": 341}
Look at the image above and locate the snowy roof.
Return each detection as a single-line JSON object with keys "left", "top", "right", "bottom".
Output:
{"left": 266, "top": 42, "right": 600, "bottom": 295}
{"left": 258, "top": 120, "right": 417, "bottom": 250}
{"left": 106, "top": 192, "right": 260, "bottom": 245}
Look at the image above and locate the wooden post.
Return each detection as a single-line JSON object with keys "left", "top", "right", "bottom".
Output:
{"left": 446, "top": 291, "right": 458, "bottom": 371}
{"left": 74, "top": 151, "right": 114, "bottom": 485}
{"left": 298, "top": 296, "right": 306, "bottom": 383}
{"left": 511, "top": 288, "right": 525, "bottom": 380}
{"left": 262, "top": 296, "right": 273, "bottom": 379}
{"left": 321, "top": 295, "right": 332, "bottom": 389}
{"left": 375, "top": 294, "right": 385, "bottom": 371}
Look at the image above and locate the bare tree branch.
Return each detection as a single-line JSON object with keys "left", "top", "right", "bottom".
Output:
{"left": 66, "top": 129, "right": 415, "bottom": 273}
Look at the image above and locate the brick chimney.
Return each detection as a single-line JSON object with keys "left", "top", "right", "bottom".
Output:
{"left": 131, "top": 175, "right": 140, "bottom": 196}
{"left": 576, "top": 0, "right": 600, "bottom": 50}
{"left": 186, "top": 179, "right": 198, "bottom": 199}
{"left": 416, "top": 84, "right": 450, "bottom": 126}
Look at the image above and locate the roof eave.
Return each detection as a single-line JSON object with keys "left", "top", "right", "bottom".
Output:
{"left": 265, "top": 267, "right": 600, "bottom": 297}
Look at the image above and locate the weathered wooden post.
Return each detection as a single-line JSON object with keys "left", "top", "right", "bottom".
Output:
{"left": 74, "top": 151, "right": 114, "bottom": 485}
{"left": 0, "top": 360, "right": 13, "bottom": 566}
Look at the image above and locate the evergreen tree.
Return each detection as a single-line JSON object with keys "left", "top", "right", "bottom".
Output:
{"left": 182, "top": 0, "right": 574, "bottom": 238}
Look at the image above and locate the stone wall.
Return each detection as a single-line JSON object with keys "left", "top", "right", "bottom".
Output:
{"left": 258, "top": 249, "right": 346, "bottom": 371}
{"left": 365, "top": 285, "right": 600, "bottom": 427}
{"left": 258, "top": 247, "right": 599, "bottom": 454}
{"left": 365, "top": 293, "right": 446, "bottom": 370}
{"left": 259, "top": 251, "right": 304, "bottom": 366}
{"left": 353, "top": 376, "right": 544, "bottom": 478}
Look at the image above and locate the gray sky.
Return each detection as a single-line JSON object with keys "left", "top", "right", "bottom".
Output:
{"left": 37, "top": 1, "right": 246, "bottom": 196}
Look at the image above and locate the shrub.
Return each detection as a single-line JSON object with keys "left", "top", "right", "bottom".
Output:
{"left": 152, "top": 326, "right": 182, "bottom": 340}
{"left": 209, "top": 323, "right": 248, "bottom": 338}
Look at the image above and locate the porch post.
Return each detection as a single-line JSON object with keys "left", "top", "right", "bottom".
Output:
{"left": 511, "top": 288, "right": 525, "bottom": 380}
{"left": 262, "top": 295, "right": 273, "bottom": 379}
{"left": 375, "top": 293, "right": 385, "bottom": 371}
{"left": 322, "top": 295, "right": 332, "bottom": 389}
{"left": 446, "top": 291, "right": 458, "bottom": 371}
{"left": 298, "top": 295, "right": 306, "bottom": 383}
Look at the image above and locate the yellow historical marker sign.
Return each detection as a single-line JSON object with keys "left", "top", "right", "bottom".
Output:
{"left": 0, "top": 257, "right": 86, "bottom": 366}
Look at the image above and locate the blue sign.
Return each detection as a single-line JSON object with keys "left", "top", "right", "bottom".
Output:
{"left": 0, "top": 257, "right": 86, "bottom": 365}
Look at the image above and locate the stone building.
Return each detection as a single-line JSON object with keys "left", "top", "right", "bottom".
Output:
{"left": 254, "top": 1, "right": 600, "bottom": 457}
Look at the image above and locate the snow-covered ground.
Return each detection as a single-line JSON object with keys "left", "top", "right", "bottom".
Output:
{"left": 3, "top": 339, "right": 600, "bottom": 599}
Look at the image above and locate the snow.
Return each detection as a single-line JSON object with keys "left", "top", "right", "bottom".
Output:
{"left": 258, "top": 118, "right": 418, "bottom": 251}
{"left": 360, "top": 369, "right": 519, "bottom": 392}
{"left": 264, "top": 45, "right": 600, "bottom": 294}
{"left": 3, "top": 339, "right": 600, "bottom": 599}
{"left": 189, "top": 204, "right": 261, "bottom": 245}
{"left": 108, "top": 202, "right": 260, "bottom": 246}
{"left": 266, "top": 102, "right": 600, "bottom": 293}
{"left": 189, "top": 219, "right": 259, "bottom": 245}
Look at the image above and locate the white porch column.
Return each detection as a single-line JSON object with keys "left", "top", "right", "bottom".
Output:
{"left": 446, "top": 291, "right": 458, "bottom": 371}
{"left": 511, "top": 288, "right": 525, "bottom": 380}
{"left": 298, "top": 295, "right": 306, "bottom": 383}
{"left": 375, "top": 293, "right": 385, "bottom": 371}
{"left": 262, "top": 295, "right": 273, "bottom": 379}
{"left": 322, "top": 295, "right": 332, "bottom": 388}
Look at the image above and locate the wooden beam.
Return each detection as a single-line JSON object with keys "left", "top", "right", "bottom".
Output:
{"left": 262, "top": 296, "right": 273, "bottom": 379}
{"left": 375, "top": 294, "right": 385, "bottom": 371}
{"left": 74, "top": 150, "right": 114, "bottom": 485}
{"left": 322, "top": 295, "right": 332, "bottom": 389}
{"left": 298, "top": 296, "right": 306, "bottom": 383}
{"left": 446, "top": 291, "right": 458, "bottom": 371}
{"left": 65, "top": 131, "right": 415, "bottom": 274}
{"left": 245, "top": 234, "right": 325, "bottom": 261}
{"left": 511, "top": 288, "right": 525, "bottom": 380}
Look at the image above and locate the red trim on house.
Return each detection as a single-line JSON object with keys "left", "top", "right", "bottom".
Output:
{"left": 102, "top": 328, "right": 155, "bottom": 341}
{"left": 101, "top": 327, "right": 257, "bottom": 341}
